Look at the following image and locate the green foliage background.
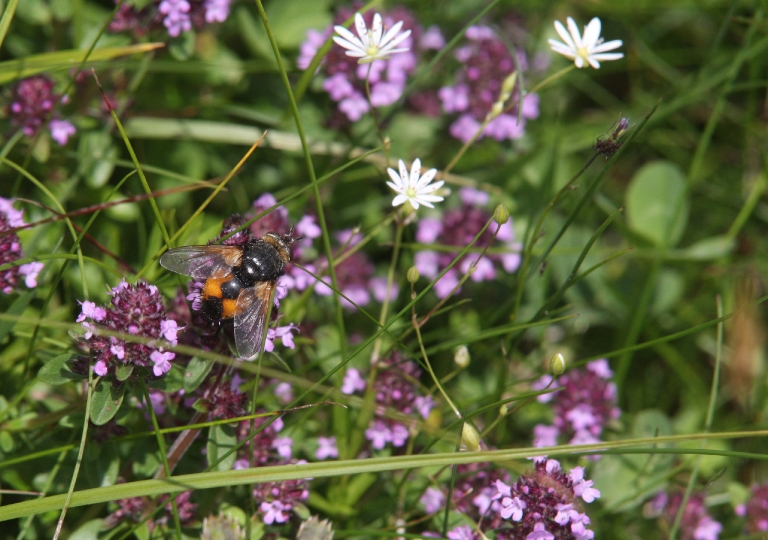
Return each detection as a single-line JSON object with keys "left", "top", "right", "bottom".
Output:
{"left": 0, "top": 0, "right": 766, "bottom": 538}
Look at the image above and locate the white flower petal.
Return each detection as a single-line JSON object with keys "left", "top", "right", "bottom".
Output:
{"left": 333, "top": 36, "right": 364, "bottom": 55}
{"left": 554, "top": 20, "right": 576, "bottom": 51}
{"left": 398, "top": 160, "right": 408, "bottom": 184}
{"left": 410, "top": 158, "right": 422, "bottom": 185}
{"left": 408, "top": 198, "right": 421, "bottom": 210}
{"left": 386, "top": 181, "right": 402, "bottom": 194}
{"left": 334, "top": 25, "right": 363, "bottom": 47}
{"left": 566, "top": 17, "right": 583, "bottom": 48}
{"left": 582, "top": 18, "right": 602, "bottom": 49}
{"left": 592, "top": 40, "right": 623, "bottom": 53}
{"left": 414, "top": 198, "right": 433, "bottom": 208}
{"left": 354, "top": 13, "right": 368, "bottom": 41}
{"left": 387, "top": 168, "right": 404, "bottom": 188}
{"left": 380, "top": 20, "right": 404, "bottom": 47}
{"left": 415, "top": 168, "right": 437, "bottom": 188}
{"left": 370, "top": 13, "right": 383, "bottom": 45}
{"left": 418, "top": 181, "right": 444, "bottom": 194}
{"left": 587, "top": 57, "right": 601, "bottom": 69}
{"left": 549, "top": 42, "right": 577, "bottom": 59}
{"left": 591, "top": 52, "right": 624, "bottom": 61}
{"left": 416, "top": 194, "right": 444, "bottom": 203}
{"left": 392, "top": 194, "right": 408, "bottom": 206}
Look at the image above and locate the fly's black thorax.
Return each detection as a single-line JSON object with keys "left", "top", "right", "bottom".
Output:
{"left": 233, "top": 239, "right": 287, "bottom": 286}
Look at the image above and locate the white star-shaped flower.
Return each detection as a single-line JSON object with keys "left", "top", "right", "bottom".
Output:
{"left": 548, "top": 17, "right": 624, "bottom": 69}
{"left": 387, "top": 159, "right": 444, "bottom": 210}
{"left": 333, "top": 12, "right": 411, "bottom": 64}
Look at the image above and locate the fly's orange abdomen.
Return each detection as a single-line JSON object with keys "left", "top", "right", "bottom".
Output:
{"left": 221, "top": 298, "right": 238, "bottom": 318}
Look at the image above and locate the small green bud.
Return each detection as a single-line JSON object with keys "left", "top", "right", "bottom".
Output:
{"left": 454, "top": 345, "right": 470, "bottom": 368}
{"left": 499, "top": 404, "right": 508, "bottom": 417}
{"left": 406, "top": 266, "right": 420, "bottom": 283}
{"left": 490, "top": 101, "right": 504, "bottom": 118}
{"left": 493, "top": 204, "right": 510, "bottom": 225}
{"left": 550, "top": 352, "right": 566, "bottom": 375}
{"left": 501, "top": 72, "right": 518, "bottom": 95}
{"left": 461, "top": 423, "right": 481, "bottom": 451}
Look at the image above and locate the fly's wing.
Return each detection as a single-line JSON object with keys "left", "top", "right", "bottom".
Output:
{"left": 233, "top": 281, "right": 275, "bottom": 359}
{"left": 159, "top": 245, "right": 242, "bottom": 279}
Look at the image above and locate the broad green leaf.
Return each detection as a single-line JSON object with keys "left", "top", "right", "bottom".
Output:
{"left": 0, "top": 431, "right": 14, "bottom": 453}
{"left": 0, "top": 43, "right": 164, "bottom": 85}
{"left": 677, "top": 235, "right": 734, "bottom": 260}
{"left": 115, "top": 363, "right": 134, "bottom": 382}
{"left": 90, "top": 379, "right": 125, "bottom": 426}
{"left": 651, "top": 269, "right": 684, "bottom": 315}
{"left": 266, "top": 0, "right": 332, "bottom": 49}
{"left": 0, "top": 291, "right": 33, "bottom": 344}
{"left": 37, "top": 353, "right": 82, "bottom": 385}
{"left": 183, "top": 357, "right": 214, "bottom": 393}
{"left": 68, "top": 519, "right": 103, "bottom": 540}
{"left": 207, "top": 424, "right": 237, "bottom": 472}
{"left": 148, "top": 363, "right": 184, "bottom": 393}
{"left": 626, "top": 161, "right": 689, "bottom": 247}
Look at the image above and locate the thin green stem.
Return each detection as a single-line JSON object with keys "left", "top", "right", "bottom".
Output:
{"left": 253, "top": 0, "right": 347, "bottom": 362}
{"left": 51, "top": 367, "right": 94, "bottom": 540}
{"left": 139, "top": 379, "right": 182, "bottom": 539}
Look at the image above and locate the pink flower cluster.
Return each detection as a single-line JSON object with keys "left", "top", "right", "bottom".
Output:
{"left": 313, "top": 229, "right": 397, "bottom": 310}
{"left": 233, "top": 416, "right": 310, "bottom": 525}
{"left": 157, "top": 0, "right": 232, "bottom": 36}
{"left": 646, "top": 491, "right": 722, "bottom": 540}
{"left": 492, "top": 458, "right": 599, "bottom": 540}
{"left": 439, "top": 25, "right": 539, "bottom": 143}
{"left": 0, "top": 198, "right": 43, "bottom": 294}
{"left": 414, "top": 188, "right": 522, "bottom": 298}
{"left": 6, "top": 76, "right": 75, "bottom": 145}
{"left": 532, "top": 359, "right": 620, "bottom": 448}
{"left": 77, "top": 280, "right": 179, "bottom": 378}
{"left": 298, "top": 7, "right": 443, "bottom": 122}
{"left": 109, "top": 0, "right": 231, "bottom": 38}
{"left": 736, "top": 481, "right": 768, "bottom": 534}
{"left": 342, "top": 354, "right": 435, "bottom": 450}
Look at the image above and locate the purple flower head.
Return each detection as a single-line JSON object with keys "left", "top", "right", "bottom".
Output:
{"left": 247, "top": 193, "right": 291, "bottom": 239}
{"left": 492, "top": 459, "right": 598, "bottom": 540}
{"left": 313, "top": 230, "right": 393, "bottom": 310}
{"left": 158, "top": 0, "right": 192, "bottom": 37}
{"left": 414, "top": 193, "right": 522, "bottom": 298}
{"left": 77, "top": 280, "right": 178, "bottom": 381}
{"left": 532, "top": 359, "right": 620, "bottom": 449}
{"left": 236, "top": 414, "right": 287, "bottom": 467}
{"left": 255, "top": 475, "right": 309, "bottom": 524}
{"left": 420, "top": 486, "right": 445, "bottom": 514}
{"left": 341, "top": 367, "right": 367, "bottom": 394}
{"left": 108, "top": 1, "right": 152, "bottom": 35}
{"left": 7, "top": 76, "right": 69, "bottom": 138}
{"left": 204, "top": 377, "right": 248, "bottom": 420}
{"left": 440, "top": 26, "right": 540, "bottom": 142}
{"left": 49, "top": 119, "right": 76, "bottom": 146}
{"left": 448, "top": 462, "right": 511, "bottom": 530}
{"left": 447, "top": 525, "right": 477, "bottom": 540}
{"left": 0, "top": 199, "right": 43, "bottom": 294}
{"left": 315, "top": 436, "right": 339, "bottom": 460}
{"left": 265, "top": 323, "right": 299, "bottom": 352}
{"left": 737, "top": 482, "right": 768, "bottom": 533}
{"left": 646, "top": 490, "right": 721, "bottom": 540}
{"left": 204, "top": 0, "right": 231, "bottom": 23}
{"left": 349, "top": 354, "right": 435, "bottom": 450}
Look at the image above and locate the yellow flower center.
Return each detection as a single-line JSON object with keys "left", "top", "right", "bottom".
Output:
{"left": 576, "top": 46, "right": 590, "bottom": 65}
